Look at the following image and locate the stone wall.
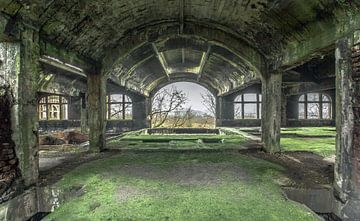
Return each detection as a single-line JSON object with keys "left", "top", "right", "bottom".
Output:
{"left": 0, "top": 87, "right": 21, "bottom": 203}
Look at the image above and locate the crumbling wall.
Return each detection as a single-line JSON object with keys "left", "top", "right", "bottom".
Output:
{"left": 0, "top": 86, "right": 21, "bottom": 203}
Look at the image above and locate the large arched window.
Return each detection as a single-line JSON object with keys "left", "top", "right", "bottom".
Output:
{"left": 299, "top": 93, "right": 332, "bottom": 119}
{"left": 234, "top": 93, "right": 262, "bottom": 119}
{"left": 38, "top": 95, "right": 68, "bottom": 120}
{"left": 106, "top": 94, "right": 133, "bottom": 120}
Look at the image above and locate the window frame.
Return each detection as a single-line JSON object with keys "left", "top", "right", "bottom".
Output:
{"left": 234, "top": 93, "right": 262, "bottom": 120}
{"left": 298, "top": 93, "right": 332, "bottom": 120}
{"left": 38, "top": 95, "right": 68, "bottom": 121}
{"left": 106, "top": 94, "right": 133, "bottom": 120}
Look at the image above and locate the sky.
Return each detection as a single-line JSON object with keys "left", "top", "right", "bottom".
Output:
{"left": 160, "top": 82, "right": 213, "bottom": 112}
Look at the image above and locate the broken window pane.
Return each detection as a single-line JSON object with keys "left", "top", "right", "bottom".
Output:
{"left": 307, "top": 103, "right": 320, "bottom": 119}
{"left": 244, "top": 103, "right": 257, "bottom": 119}
{"left": 322, "top": 103, "right": 331, "bottom": 119}
{"left": 107, "top": 94, "right": 133, "bottom": 120}
{"left": 234, "top": 95, "right": 242, "bottom": 102}
{"left": 234, "top": 103, "right": 242, "bottom": 119}
{"left": 299, "top": 103, "right": 305, "bottom": 119}
{"left": 38, "top": 95, "right": 68, "bottom": 120}
{"left": 307, "top": 93, "right": 319, "bottom": 102}
{"left": 243, "top": 93, "right": 257, "bottom": 102}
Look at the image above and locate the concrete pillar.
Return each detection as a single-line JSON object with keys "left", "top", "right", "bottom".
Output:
{"left": 0, "top": 27, "right": 40, "bottom": 187}
{"left": 281, "top": 92, "right": 287, "bottom": 126}
{"left": 87, "top": 73, "right": 106, "bottom": 152}
{"left": 215, "top": 96, "right": 223, "bottom": 126}
{"left": 333, "top": 33, "right": 360, "bottom": 220}
{"left": 133, "top": 96, "right": 150, "bottom": 129}
{"left": 80, "top": 93, "right": 88, "bottom": 133}
{"left": 261, "top": 71, "right": 282, "bottom": 153}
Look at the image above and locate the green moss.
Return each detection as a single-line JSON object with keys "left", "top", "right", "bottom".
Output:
{"left": 107, "top": 134, "right": 248, "bottom": 150}
{"left": 46, "top": 152, "right": 319, "bottom": 221}
{"left": 280, "top": 127, "right": 336, "bottom": 157}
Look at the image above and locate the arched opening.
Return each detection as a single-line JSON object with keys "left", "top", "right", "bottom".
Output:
{"left": 150, "top": 82, "right": 216, "bottom": 128}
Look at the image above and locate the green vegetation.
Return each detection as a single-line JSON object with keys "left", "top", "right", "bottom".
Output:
{"left": 281, "top": 127, "right": 336, "bottom": 157}
{"left": 281, "top": 127, "right": 336, "bottom": 137}
{"left": 45, "top": 152, "right": 319, "bottom": 221}
{"left": 107, "top": 133, "right": 249, "bottom": 150}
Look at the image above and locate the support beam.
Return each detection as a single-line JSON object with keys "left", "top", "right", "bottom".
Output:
{"left": 278, "top": 11, "right": 360, "bottom": 70}
{"left": 87, "top": 73, "right": 106, "bottom": 152}
{"left": 333, "top": 33, "right": 360, "bottom": 220}
{"left": 80, "top": 93, "right": 88, "bottom": 134}
{"left": 39, "top": 55, "right": 86, "bottom": 78}
{"left": 261, "top": 71, "right": 282, "bottom": 153}
{"left": 151, "top": 43, "right": 170, "bottom": 79}
{"left": 197, "top": 46, "right": 211, "bottom": 80}
{"left": 179, "top": 0, "right": 184, "bottom": 34}
{"left": 40, "top": 40, "right": 98, "bottom": 74}
{"left": 284, "top": 78, "right": 335, "bottom": 96}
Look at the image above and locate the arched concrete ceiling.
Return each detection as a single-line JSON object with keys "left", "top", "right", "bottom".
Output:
{"left": 1, "top": 0, "right": 359, "bottom": 96}
{"left": 110, "top": 37, "right": 258, "bottom": 96}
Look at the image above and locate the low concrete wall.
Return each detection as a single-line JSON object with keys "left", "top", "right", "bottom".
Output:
{"left": 286, "top": 119, "right": 335, "bottom": 127}
{"left": 217, "top": 119, "right": 261, "bottom": 127}
{"left": 39, "top": 120, "right": 81, "bottom": 131}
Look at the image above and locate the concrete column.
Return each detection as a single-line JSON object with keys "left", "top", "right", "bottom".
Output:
{"left": 281, "top": 92, "right": 287, "bottom": 126}
{"left": 333, "top": 33, "right": 360, "bottom": 220}
{"left": 215, "top": 96, "right": 223, "bottom": 126}
{"left": 133, "top": 96, "right": 150, "bottom": 129}
{"left": 87, "top": 73, "right": 106, "bottom": 152}
{"left": 0, "top": 27, "right": 40, "bottom": 187}
{"left": 80, "top": 93, "right": 88, "bottom": 133}
{"left": 261, "top": 71, "right": 282, "bottom": 153}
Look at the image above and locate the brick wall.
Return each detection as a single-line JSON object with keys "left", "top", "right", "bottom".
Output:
{"left": 0, "top": 87, "right": 21, "bottom": 203}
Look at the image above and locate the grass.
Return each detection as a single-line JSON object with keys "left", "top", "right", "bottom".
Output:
{"left": 281, "top": 127, "right": 336, "bottom": 137}
{"left": 107, "top": 127, "right": 337, "bottom": 157}
{"left": 280, "top": 127, "right": 336, "bottom": 157}
{"left": 45, "top": 152, "right": 319, "bottom": 221}
{"left": 107, "top": 133, "right": 249, "bottom": 150}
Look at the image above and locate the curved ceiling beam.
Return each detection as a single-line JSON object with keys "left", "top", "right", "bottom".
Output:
{"left": 102, "top": 20, "right": 264, "bottom": 76}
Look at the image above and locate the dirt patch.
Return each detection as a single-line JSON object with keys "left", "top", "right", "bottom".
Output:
{"left": 117, "top": 186, "right": 149, "bottom": 201}
{"left": 39, "top": 150, "right": 118, "bottom": 186}
{"left": 247, "top": 151, "right": 333, "bottom": 188}
{"left": 115, "top": 162, "right": 249, "bottom": 186}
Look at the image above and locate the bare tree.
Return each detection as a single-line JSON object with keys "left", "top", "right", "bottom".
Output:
{"left": 201, "top": 91, "right": 216, "bottom": 117}
{"left": 171, "top": 107, "right": 193, "bottom": 128}
{"left": 200, "top": 91, "right": 216, "bottom": 117}
{"left": 150, "top": 86, "right": 188, "bottom": 128}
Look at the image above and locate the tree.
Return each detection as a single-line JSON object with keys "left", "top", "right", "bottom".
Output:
{"left": 150, "top": 86, "right": 188, "bottom": 128}
{"left": 200, "top": 91, "right": 216, "bottom": 127}
{"left": 200, "top": 91, "right": 216, "bottom": 117}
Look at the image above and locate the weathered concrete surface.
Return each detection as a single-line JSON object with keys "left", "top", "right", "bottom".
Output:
{"left": 261, "top": 71, "right": 282, "bottom": 153}
{"left": 0, "top": 25, "right": 41, "bottom": 188}
{"left": 283, "top": 186, "right": 334, "bottom": 214}
{"left": 87, "top": 73, "right": 106, "bottom": 152}
{"left": 333, "top": 33, "right": 360, "bottom": 220}
{"left": 0, "top": 188, "right": 38, "bottom": 221}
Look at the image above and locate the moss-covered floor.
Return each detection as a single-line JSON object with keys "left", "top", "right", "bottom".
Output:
{"left": 280, "top": 127, "right": 336, "bottom": 157}
{"left": 42, "top": 127, "right": 335, "bottom": 220}
{"left": 44, "top": 152, "right": 319, "bottom": 221}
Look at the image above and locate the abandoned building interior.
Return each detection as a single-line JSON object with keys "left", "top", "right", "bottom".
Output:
{"left": 0, "top": 1, "right": 360, "bottom": 220}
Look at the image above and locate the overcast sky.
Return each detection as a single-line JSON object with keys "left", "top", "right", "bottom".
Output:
{"left": 161, "top": 82, "right": 212, "bottom": 112}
